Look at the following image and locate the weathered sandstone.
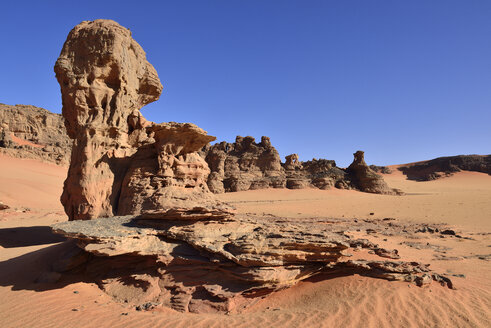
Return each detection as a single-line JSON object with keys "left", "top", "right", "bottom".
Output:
{"left": 369, "top": 164, "right": 393, "bottom": 174}
{"left": 346, "top": 151, "right": 403, "bottom": 195}
{"left": 202, "top": 139, "right": 400, "bottom": 194}
{"left": 54, "top": 20, "right": 230, "bottom": 221}
{"left": 398, "top": 154, "right": 491, "bottom": 181}
{"left": 0, "top": 104, "right": 71, "bottom": 164}
{"left": 201, "top": 136, "right": 286, "bottom": 193}
{"left": 52, "top": 215, "right": 454, "bottom": 313}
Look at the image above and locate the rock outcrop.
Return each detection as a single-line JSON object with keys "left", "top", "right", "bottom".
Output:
{"left": 284, "top": 156, "right": 348, "bottom": 190}
{"left": 369, "top": 165, "right": 392, "bottom": 174}
{"left": 398, "top": 155, "right": 491, "bottom": 181}
{"left": 52, "top": 215, "right": 454, "bottom": 313}
{"left": 346, "top": 151, "right": 402, "bottom": 195}
{"left": 54, "top": 19, "right": 230, "bottom": 221}
{"left": 202, "top": 139, "right": 400, "bottom": 194}
{"left": 0, "top": 104, "right": 71, "bottom": 164}
{"left": 201, "top": 136, "right": 286, "bottom": 193}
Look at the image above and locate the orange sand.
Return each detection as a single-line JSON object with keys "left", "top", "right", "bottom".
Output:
{"left": 219, "top": 169, "right": 491, "bottom": 231}
{"left": 0, "top": 155, "right": 489, "bottom": 327}
{"left": 10, "top": 133, "right": 44, "bottom": 148}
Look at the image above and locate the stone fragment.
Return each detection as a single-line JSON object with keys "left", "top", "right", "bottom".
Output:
{"left": 0, "top": 202, "right": 9, "bottom": 210}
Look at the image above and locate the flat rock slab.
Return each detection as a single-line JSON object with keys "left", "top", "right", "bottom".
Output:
{"left": 51, "top": 215, "right": 455, "bottom": 313}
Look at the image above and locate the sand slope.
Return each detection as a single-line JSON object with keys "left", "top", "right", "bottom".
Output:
{"left": 0, "top": 155, "right": 489, "bottom": 327}
{"left": 219, "top": 169, "right": 491, "bottom": 231}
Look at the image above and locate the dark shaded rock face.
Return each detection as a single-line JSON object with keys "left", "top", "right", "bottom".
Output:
{"left": 369, "top": 165, "right": 393, "bottom": 174}
{"left": 201, "top": 136, "right": 286, "bottom": 193}
{"left": 0, "top": 104, "right": 71, "bottom": 164}
{"left": 202, "top": 138, "right": 400, "bottom": 195}
{"left": 398, "top": 155, "right": 491, "bottom": 181}
{"left": 283, "top": 157, "right": 346, "bottom": 190}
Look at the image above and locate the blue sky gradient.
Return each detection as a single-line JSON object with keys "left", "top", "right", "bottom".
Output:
{"left": 1, "top": 0, "right": 490, "bottom": 166}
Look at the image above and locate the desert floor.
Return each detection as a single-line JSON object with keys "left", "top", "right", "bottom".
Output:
{"left": 0, "top": 154, "right": 489, "bottom": 327}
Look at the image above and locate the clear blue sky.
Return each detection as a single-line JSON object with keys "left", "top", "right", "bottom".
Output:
{"left": 1, "top": 1, "right": 490, "bottom": 166}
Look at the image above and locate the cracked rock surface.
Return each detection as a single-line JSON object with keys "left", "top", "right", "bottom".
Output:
{"left": 52, "top": 215, "right": 454, "bottom": 313}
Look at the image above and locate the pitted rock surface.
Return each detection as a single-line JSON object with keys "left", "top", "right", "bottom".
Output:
{"left": 0, "top": 104, "right": 71, "bottom": 164}
{"left": 202, "top": 136, "right": 286, "bottom": 193}
{"left": 202, "top": 139, "right": 400, "bottom": 194}
{"left": 54, "top": 20, "right": 231, "bottom": 221}
{"left": 52, "top": 215, "right": 455, "bottom": 313}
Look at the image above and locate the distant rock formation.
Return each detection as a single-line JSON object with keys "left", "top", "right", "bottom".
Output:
{"left": 369, "top": 165, "right": 392, "bottom": 174}
{"left": 202, "top": 138, "right": 400, "bottom": 194}
{"left": 202, "top": 136, "right": 286, "bottom": 193}
{"left": 398, "top": 155, "right": 491, "bottom": 181}
{"left": 0, "top": 104, "right": 71, "bottom": 164}
{"left": 346, "top": 151, "right": 402, "bottom": 195}
{"left": 285, "top": 157, "right": 347, "bottom": 190}
{"left": 54, "top": 19, "right": 230, "bottom": 221}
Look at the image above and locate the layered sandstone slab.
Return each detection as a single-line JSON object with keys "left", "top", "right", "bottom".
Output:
{"left": 52, "top": 215, "right": 454, "bottom": 313}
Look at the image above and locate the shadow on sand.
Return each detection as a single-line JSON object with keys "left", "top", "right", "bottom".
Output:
{"left": 0, "top": 226, "right": 66, "bottom": 248}
{"left": 0, "top": 240, "right": 93, "bottom": 292}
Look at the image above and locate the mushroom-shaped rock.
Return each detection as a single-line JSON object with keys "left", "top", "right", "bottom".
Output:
{"left": 55, "top": 20, "right": 229, "bottom": 220}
